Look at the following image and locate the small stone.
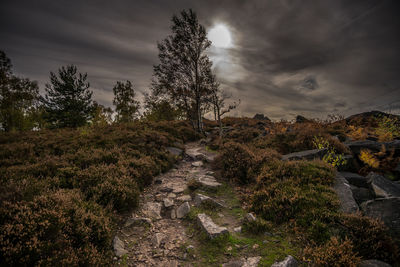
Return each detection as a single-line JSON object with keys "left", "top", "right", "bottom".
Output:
{"left": 271, "top": 255, "right": 298, "bottom": 267}
{"left": 163, "top": 198, "right": 174, "bottom": 208}
{"left": 113, "top": 236, "right": 128, "bottom": 257}
{"left": 186, "top": 245, "right": 195, "bottom": 251}
{"left": 252, "top": 244, "right": 259, "bottom": 249}
{"left": 227, "top": 246, "right": 232, "bottom": 251}
{"left": 176, "top": 202, "right": 191, "bottom": 218}
{"left": 234, "top": 226, "right": 242, "bottom": 233}
{"left": 167, "top": 193, "right": 177, "bottom": 198}
{"left": 142, "top": 202, "right": 162, "bottom": 220}
{"left": 245, "top": 212, "right": 256, "bottom": 222}
{"left": 152, "top": 233, "right": 167, "bottom": 247}
{"left": 197, "top": 213, "right": 228, "bottom": 239}
{"left": 176, "top": 195, "right": 192, "bottom": 202}
{"left": 170, "top": 209, "right": 176, "bottom": 219}
{"left": 124, "top": 217, "right": 152, "bottom": 228}
{"left": 192, "top": 161, "right": 203, "bottom": 167}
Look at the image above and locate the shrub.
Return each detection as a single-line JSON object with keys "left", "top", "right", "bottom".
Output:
{"left": 304, "top": 236, "right": 361, "bottom": 267}
{"left": 375, "top": 115, "right": 400, "bottom": 142}
{"left": 0, "top": 190, "right": 112, "bottom": 266}
{"left": 242, "top": 218, "right": 273, "bottom": 234}
{"left": 217, "top": 142, "right": 255, "bottom": 184}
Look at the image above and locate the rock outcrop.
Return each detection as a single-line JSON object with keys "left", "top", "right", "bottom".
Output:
{"left": 367, "top": 172, "right": 400, "bottom": 198}
{"left": 197, "top": 213, "right": 228, "bottom": 239}
{"left": 333, "top": 173, "right": 359, "bottom": 214}
{"left": 282, "top": 148, "right": 327, "bottom": 161}
{"left": 271, "top": 255, "right": 298, "bottom": 267}
{"left": 360, "top": 197, "right": 400, "bottom": 233}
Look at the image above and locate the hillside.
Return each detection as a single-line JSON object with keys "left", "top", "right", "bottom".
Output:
{"left": 1, "top": 112, "right": 400, "bottom": 266}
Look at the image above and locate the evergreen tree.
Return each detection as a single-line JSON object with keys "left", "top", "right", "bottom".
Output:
{"left": 0, "top": 51, "right": 40, "bottom": 131}
{"left": 42, "top": 65, "right": 93, "bottom": 128}
{"left": 112, "top": 80, "right": 140, "bottom": 123}
{"left": 152, "top": 9, "right": 213, "bottom": 132}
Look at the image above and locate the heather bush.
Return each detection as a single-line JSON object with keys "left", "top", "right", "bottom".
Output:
{"left": 304, "top": 236, "right": 361, "bottom": 267}
{"left": 0, "top": 120, "right": 197, "bottom": 265}
{"left": 0, "top": 189, "right": 112, "bottom": 266}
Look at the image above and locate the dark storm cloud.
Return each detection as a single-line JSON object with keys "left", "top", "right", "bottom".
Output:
{"left": 1, "top": 0, "right": 399, "bottom": 119}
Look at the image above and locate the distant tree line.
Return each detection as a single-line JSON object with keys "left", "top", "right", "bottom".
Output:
{"left": 0, "top": 9, "right": 238, "bottom": 134}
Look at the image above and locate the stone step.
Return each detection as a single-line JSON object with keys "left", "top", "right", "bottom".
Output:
{"left": 197, "top": 213, "right": 228, "bottom": 239}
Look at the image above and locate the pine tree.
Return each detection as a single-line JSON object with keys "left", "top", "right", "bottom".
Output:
{"left": 42, "top": 65, "right": 93, "bottom": 128}
{"left": 112, "top": 80, "right": 140, "bottom": 123}
{"left": 152, "top": 9, "right": 213, "bottom": 133}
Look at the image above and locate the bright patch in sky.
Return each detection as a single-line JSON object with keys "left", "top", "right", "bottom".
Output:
{"left": 208, "top": 24, "right": 232, "bottom": 48}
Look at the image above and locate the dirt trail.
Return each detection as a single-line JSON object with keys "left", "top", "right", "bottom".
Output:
{"left": 114, "top": 142, "right": 224, "bottom": 266}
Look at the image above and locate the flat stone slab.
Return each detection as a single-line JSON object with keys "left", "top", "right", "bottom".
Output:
{"left": 340, "top": 172, "right": 369, "bottom": 188}
{"left": 345, "top": 140, "right": 382, "bottom": 154}
{"left": 350, "top": 185, "right": 374, "bottom": 205}
{"left": 333, "top": 173, "right": 359, "bottom": 214}
{"left": 142, "top": 202, "right": 162, "bottom": 220}
{"left": 124, "top": 217, "right": 152, "bottom": 228}
{"left": 222, "top": 256, "right": 261, "bottom": 267}
{"left": 194, "top": 193, "right": 224, "bottom": 208}
{"left": 163, "top": 198, "right": 174, "bottom": 208}
{"left": 197, "top": 213, "right": 228, "bottom": 239}
{"left": 176, "top": 195, "right": 191, "bottom": 202}
{"left": 282, "top": 148, "right": 327, "bottom": 161}
{"left": 113, "top": 236, "right": 128, "bottom": 257}
{"left": 166, "top": 146, "right": 183, "bottom": 157}
{"left": 367, "top": 172, "right": 400, "bottom": 198}
{"left": 361, "top": 197, "right": 400, "bottom": 233}
{"left": 271, "top": 255, "right": 298, "bottom": 267}
{"left": 198, "top": 175, "right": 221, "bottom": 188}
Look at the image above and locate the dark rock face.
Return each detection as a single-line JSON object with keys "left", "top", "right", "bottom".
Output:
{"left": 345, "top": 140, "right": 382, "bottom": 154}
{"left": 166, "top": 147, "right": 183, "bottom": 157}
{"left": 360, "top": 197, "right": 400, "bottom": 234}
{"left": 253, "top": 113, "right": 271, "bottom": 121}
{"left": 350, "top": 185, "right": 374, "bottom": 205}
{"left": 282, "top": 148, "right": 327, "bottom": 161}
{"left": 359, "top": 259, "right": 392, "bottom": 267}
{"left": 340, "top": 172, "right": 369, "bottom": 188}
{"left": 367, "top": 172, "right": 400, "bottom": 198}
{"left": 333, "top": 173, "right": 359, "bottom": 214}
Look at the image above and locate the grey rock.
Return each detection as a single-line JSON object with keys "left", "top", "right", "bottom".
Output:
{"left": 222, "top": 256, "right": 261, "bottom": 267}
{"left": 194, "top": 193, "right": 224, "bottom": 208}
{"left": 176, "top": 202, "right": 191, "bottom": 219}
{"left": 176, "top": 195, "right": 191, "bottom": 202}
{"left": 163, "top": 198, "right": 174, "bottom": 208}
{"left": 197, "top": 213, "right": 228, "bottom": 239}
{"left": 245, "top": 212, "right": 256, "bottom": 222}
{"left": 159, "top": 186, "right": 173, "bottom": 193}
{"left": 166, "top": 147, "right": 183, "bottom": 157}
{"left": 172, "top": 184, "right": 186, "bottom": 194}
{"left": 124, "top": 217, "right": 152, "bottom": 228}
{"left": 198, "top": 175, "right": 222, "bottom": 188}
{"left": 222, "top": 260, "right": 244, "bottom": 267}
{"left": 271, "top": 255, "right": 298, "bottom": 267}
{"left": 333, "top": 173, "right": 359, "bottom": 213}
{"left": 152, "top": 232, "right": 167, "bottom": 247}
{"left": 340, "top": 172, "right": 369, "bottom": 188}
{"left": 345, "top": 140, "right": 382, "bottom": 154}
{"left": 192, "top": 161, "right": 204, "bottom": 167}
{"left": 167, "top": 193, "right": 177, "bottom": 198}
{"left": 142, "top": 202, "right": 162, "bottom": 220}
{"left": 361, "top": 197, "right": 400, "bottom": 233}
{"left": 113, "top": 236, "right": 128, "bottom": 257}
{"left": 170, "top": 209, "right": 176, "bottom": 219}
{"left": 367, "top": 172, "right": 400, "bottom": 198}
{"left": 282, "top": 148, "right": 327, "bottom": 161}
{"left": 350, "top": 185, "right": 374, "bottom": 205}
{"left": 359, "top": 259, "right": 392, "bottom": 267}
{"left": 234, "top": 226, "right": 242, "bottom": 233}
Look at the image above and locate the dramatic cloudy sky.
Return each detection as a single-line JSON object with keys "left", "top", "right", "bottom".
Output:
{"left": 1, "top": 0, "right": 399, "bottom": 120}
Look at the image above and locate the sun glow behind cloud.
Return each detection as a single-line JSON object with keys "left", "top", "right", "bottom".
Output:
{"left": 208, "top": 24, "right": 232, "bottom": 48}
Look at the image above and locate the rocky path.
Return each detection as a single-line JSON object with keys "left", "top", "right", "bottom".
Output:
{"left": 113, "top": 142, "right": 226, "bottom": 266}
{"left": 113, "top": 142, "right": 298, "bottom": 267}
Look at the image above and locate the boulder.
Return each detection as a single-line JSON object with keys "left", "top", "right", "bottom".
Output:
{"left": 282, "top": 148, "right": 327, "bottom": 161}
{"left": 359, "top": 259, "right": 392, "bottom": 267}
{"left": 166, "top": 147, "right": 183, "bottom": 157}
{"left": 360, "top": 197, "right": 400, "bottom": 233}
{"left": 124, "top": 217, "right": 152, "bottom": 228}
{"left": 367, "top": 172, "right": 400, "bottom": 198}
{"left": 271, "top": 255, "right": 298, "bottom": 267}
{"left": 142, "top": 202, "right": 162, "bottom": 220}
{"left": 296, "top": 115, "right": 311, "bottom": 123}
{"left": 345, "top": 140, "right": 382, "bottom": 154}
{"left": 350, "top": 185, "right": 374, "bottom": 205}
{"left": 333, "top": 173, "right": 359, "bottom": 214}
{"left": 197, "top": 213, "right": 228, "bottom": 239}
{"left": 253, "top": 113, "right": 271, "bottom": 121}
{"left": 340, "top": 172, "right": 369, "bottom": 188}
{"left": 113, "top": 236, "right": 128, "bottom": 257}
{"left": 176, "top": 202, "right": 191, "bottom": 219}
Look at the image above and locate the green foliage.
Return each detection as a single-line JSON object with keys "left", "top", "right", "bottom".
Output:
{"left": 0, "top": 120, "right": 197, "bottom": 265}
{"left": 375, "top": 115, "right": 400, "bottom": 141}
{"left": 42, "top": 65, "right": 93, "bottom": 128}
{"left": 113, "top": 80, "right": 140, "bottom": 123}
{"left": 0, "top": 50, "right": 40, "bottom": 132}
{"left": 312, "top": 135, "right": 347, "bottom": 167}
